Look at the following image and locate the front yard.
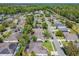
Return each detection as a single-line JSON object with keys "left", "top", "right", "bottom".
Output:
{"left": 57, "top": 36, "right": 65, "bottom": 41}
{"left": 62, "top": 41, "right": 69, "bottom": 46}
{"left": 42, "top": 40, "right": 55, "bottom": 53}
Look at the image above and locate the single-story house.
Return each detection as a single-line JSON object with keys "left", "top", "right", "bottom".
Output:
{"left": 0, "top": 42, "right": 17, "bottom": 56}
{"left": 28, "top": 41, "right": 48, "bottom": 56}
{"left": 33, "top": 28, "right": 45, "bottom": 41}
{"left": 4, "top": 32, "right": 20, "bottom": 43}
{"left": 55, "top": 21, "right": 68, "bottom": 32}
{"left": 63, "top": 32, "right": 78, "bottom": 41}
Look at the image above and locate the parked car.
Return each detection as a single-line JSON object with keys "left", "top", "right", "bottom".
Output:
{"left": 51, "top": 37, "right": 53, "bottom": 39}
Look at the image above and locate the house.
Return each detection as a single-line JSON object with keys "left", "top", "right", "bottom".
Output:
{"left": 0, "top": 42, "right": 17, "bottom": 56}
{"left": 4, "top": 32, "right": 20, "bottom": 43}
{"left": 28, "top": 41, "right": 48, "bottom": 56}
{"left": 34, "top": 11, "right": 39, "bottom": 14}
{"left": 6, "top": 17, "right": 13, "bottom": 22}
{"left": 33, "top": 28, "right": 44, "bottom": 41}
{"left": 58, "top": 27, "right": 68, "bottom": 32}
{"left": 63, "top": 32, "right": 78, "bottom": 41}
{"left": 39, "top": 10, "right": 44, "bottom": 14}
{"left": 55, "top": 21, "right": 68, "bottom": 32}
{"left": 50, "top": 15, "right": 56, "bottom": 20}
{"left": 55, "top": 21, "right": 65, "bottom": 28}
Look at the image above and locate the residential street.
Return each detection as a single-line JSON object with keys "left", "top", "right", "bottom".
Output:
{"left": 44, "top": 16, "right": 66, "bottom": 56}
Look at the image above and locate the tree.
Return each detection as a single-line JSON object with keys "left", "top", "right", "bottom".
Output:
{"left": 43, "top": 29, "right": 51, "bottom": 38}
{"left": 42, "top": 22, "right": 48, "bottom": 29}
{"left": 26, "top": 15, "right": 34, "bottom": 26}
{"left": 19, "top": 37, "right": 26, "bottom": 47}
{"left": 16, "top": 46, "right": 25, "bottom": 56}
{"left": 45, "top": 13, "right": 50, "bottom": 17}
{"left": 63, "top": 41, "right": 79, "bottom": 56}
{"left": 51, "top": 4, "right": 79, "bottom": 23}
{"left": 0, "top": 24, "right": 5, "bottom": 32}
{"left": 31, "top": 51, "right": 36, "bottom": 56}
{"left": 2, "top": 21, "right": 9, "bottom": 27}
{"left": 55, "top": 30, "right": 64, "bottom": 37}
{"left": 3, "top": 31, "right": 11, "bottom": 38}
{"left": 23, "top": 24, "right": 32, "bottom": 34}
{"left": 22, "top": 33, "right": 30, "bottom": 44}
{"left": 0, "top": 35, "right": 3, "bottom": 43}
{"left": 32, "top": 35, "right": 37, "bottom": 42}
{"left": 65, "top": 20, "right": 73, "bottom": 28}
{"left": 10, "top": 23, "right": 16, "bottom": 29}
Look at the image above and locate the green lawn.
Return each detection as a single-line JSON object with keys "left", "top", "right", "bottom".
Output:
{"left": 52, "top": 42, "right": 56, "bottom": 51}
{"left": 57, "top": 36, "right": 64, "bottom": 39}
{"left": 62, "top": 41, "right": 69, "bottom": 46}
{"left": 57, "top": 36, "right": 65, "bottom": 41}
{"left": 69, "top": 28, "right": 76, "bottom": 34}
{"left": 43, "top": 40, "right": 54, "bottom": 51}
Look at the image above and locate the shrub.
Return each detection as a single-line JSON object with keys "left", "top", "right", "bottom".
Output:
{"left": 0, "top": 36, "right": 3, "bottom": 43}
{"left": 0, "top": 24, "right": 5, "bottom": 32}
{"left": 42, "top": 22, "right": 48, "bottom": 29}
{"left": 63, "top": 42, "right": 79, "bottom": 56}
{"left": 31, "top": 51, "right": 36, "bottom": 56}
{"left": 32, "top": 35, "right": 37, "bottom": 42}
{"left": 43, "top": 29, "right": 51, "bottom": 38}
{"left": 55, "top": 30, "right": 64, "bottom": 37}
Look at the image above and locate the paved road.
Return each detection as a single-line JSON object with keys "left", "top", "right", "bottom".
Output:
{"left": 44, "top": 17, "right": 66, "bottom": 56}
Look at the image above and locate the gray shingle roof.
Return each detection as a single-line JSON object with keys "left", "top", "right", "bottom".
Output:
{"left": 63, "top": 32, "right": 78, "bottom": 41}
{"left": 0, "top": 48, "right": 10, "bottom": 54}
{"left": 55, "top": 21, "right": 68, "bottom": 32}
{"left": 58, "top": 27, "right": 68, "bottom": 32}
